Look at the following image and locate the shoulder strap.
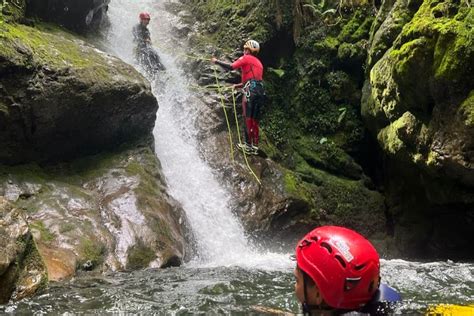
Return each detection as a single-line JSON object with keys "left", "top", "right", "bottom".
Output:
{"left": 373, "top": 283, "right": 402, "bottom": 303}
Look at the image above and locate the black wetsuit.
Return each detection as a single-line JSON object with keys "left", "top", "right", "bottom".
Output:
{"left": 132, "top": 23, "right": 151, "bottom": 49}
{"left": 304, "top": 284, "right": 402, "bottom": 316}
{"left": 132, "top": 23, "right": 164, "bottom": 73}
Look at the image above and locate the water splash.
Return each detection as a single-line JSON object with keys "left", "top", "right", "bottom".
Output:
{"left": 106, "top": 0, "right": 292, "bottom": 269}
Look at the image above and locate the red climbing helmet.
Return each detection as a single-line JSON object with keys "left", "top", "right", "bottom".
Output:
{"left": 139, "top": 12, "right": 151, "bottom": 20}
{"left": 295, "top": 226, "right": 380, "bottom": 309}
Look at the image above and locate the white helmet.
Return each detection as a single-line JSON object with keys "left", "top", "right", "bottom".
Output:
{"left": 243, "top": 40, "right": 260, "bottom": 54}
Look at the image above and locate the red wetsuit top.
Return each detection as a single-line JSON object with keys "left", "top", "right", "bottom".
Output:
{"left": 231, "top": 54, "right": 263, "bottom": 83}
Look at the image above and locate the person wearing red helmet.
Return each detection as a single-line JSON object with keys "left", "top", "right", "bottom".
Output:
{"left": 133, "top": 12, "right": 152, "bottom": 48}
{"left": 294, "top": 226, "right": 401, "bottom": 315}
{"left": 211, "top": 40, "right": 266, "bottom": 155}
{"left": 132, "top": 12, "right": 164, "bottom": 73}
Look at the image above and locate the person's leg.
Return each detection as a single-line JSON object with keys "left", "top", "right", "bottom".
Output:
{"left": 253, "top": 119, "right": 259, "bottom": 146}
{"left": 242, "top": 96, "right": 251, "bottom": 146}
{"left": 148, "top": 47, "right": 164, "bottom": 71}
{"left": 251, "top": 95, "right": 262, "bottom": 148}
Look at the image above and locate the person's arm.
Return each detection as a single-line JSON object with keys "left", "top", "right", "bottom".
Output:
{"left": 132, "top": 25, "right": 139, "bottom": 43}
{"left": 143, "top": 28, "right": 151, "bottom": 43}
{"left": 211, "top": 57, "right": 233, "bottom": 70}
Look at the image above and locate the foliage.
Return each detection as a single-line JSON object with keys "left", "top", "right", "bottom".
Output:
{"left": 78, "top": 237, "right": 106, "bottom": 270}
{"left": 30, "top": 221, "right": 55, "bottom": 244}
{"left": 127, "top": 241, "right": 156, "bottom": 270}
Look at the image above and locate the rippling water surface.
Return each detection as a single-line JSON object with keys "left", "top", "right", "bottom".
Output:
{"left": 2, "top": 260, "right": 473, "bottom": 314}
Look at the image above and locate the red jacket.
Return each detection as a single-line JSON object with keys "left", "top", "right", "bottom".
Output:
{"left": 231, "top": 54, "right": 263, "bottom": 83}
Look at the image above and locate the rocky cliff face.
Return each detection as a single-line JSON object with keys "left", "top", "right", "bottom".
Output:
{"left": 177, "top": 0, "right": 387, "bottom": 249}
{"left": 0, "top": 0, "right": 188, "bottom": 302}
{"left": 0, "top": 19, "right": 157, "bottom": 164}
{"left": 180, "top": 0, "right": 472, "bottom": 258}
{"left": 362, "top": 0, "right": 473, "bottom": 258}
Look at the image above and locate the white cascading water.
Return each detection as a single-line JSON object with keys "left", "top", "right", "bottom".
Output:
{"left": 106, "top": 0, "right": 291, "bottom": 270}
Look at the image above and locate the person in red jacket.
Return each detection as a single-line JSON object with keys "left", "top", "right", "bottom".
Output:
{"left": 211, "top": 40, "right": 265, "bottom": 155}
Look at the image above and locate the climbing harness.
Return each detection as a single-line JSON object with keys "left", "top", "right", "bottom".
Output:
{"left": 212, "top": 67, "right": 261, "bottom": 184}
{"left": 243, "top": 79, "right": 264, "bottom": 98}
{"left": 155, "top": 48, "right": 262, "bottom": 184}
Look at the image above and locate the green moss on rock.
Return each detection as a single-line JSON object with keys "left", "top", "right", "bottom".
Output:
{"left": 30, "top": 221, "right": 55, "bottom": 244}
{"left": 0, "top": 0, "right": 26, "bottom": 23}
{"left": 78, "top": 237, "right": 106, "bottom": 270}
{"left": 459, "top": 91, "right": 474, "bottom": 127}
{"left": 126, "top": 241, "right": 156, "bottom": 270}
{"left": 1, "top": 22, "right": 112, "bottom": 79}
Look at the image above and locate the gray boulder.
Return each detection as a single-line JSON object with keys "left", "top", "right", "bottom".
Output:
{"left": 0, "top": 21, "right": 157, "bottom": 165}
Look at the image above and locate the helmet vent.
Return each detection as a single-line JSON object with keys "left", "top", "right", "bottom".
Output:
{"left": 320, "top": 242, "right": 332, "bottom": 253}
{"left": 344, "top": 277, "right": 361, "bottom": 292}
{"left": 335, "top": 255, "right": 346, "bottom": 268}
{"left": 354, "top": 264, "right": 366, "bottom": 271}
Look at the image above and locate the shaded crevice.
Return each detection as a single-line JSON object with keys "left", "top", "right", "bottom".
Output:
{"left": 259, "top": 28, "right": 295, "bottom": 69}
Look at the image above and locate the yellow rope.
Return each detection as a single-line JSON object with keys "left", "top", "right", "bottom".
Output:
{"left": 231, "top": 88, "right": 243, "bottom": 145}
{"left": 231, "top": 87, "right": 262, "bottom": 185}
{"left": 213, "top": 66, "right": 235, "bottom": 162}
{"left": 187, "top": 57, "right": 261, "bottom": 184}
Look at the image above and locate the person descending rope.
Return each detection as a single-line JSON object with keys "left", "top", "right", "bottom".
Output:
{"left": 211, "top": 40, "right": 266, "bottom": 155}
{"left": 132, "top": 12, "right": 165, "bottom": 74}
{"left": 294, "top": 226, "right": 401, "bottom": 315}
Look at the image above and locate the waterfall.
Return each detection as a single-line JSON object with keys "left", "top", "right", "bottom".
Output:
{"left": 106, "top": 0, "right": 291, "bottom": 270}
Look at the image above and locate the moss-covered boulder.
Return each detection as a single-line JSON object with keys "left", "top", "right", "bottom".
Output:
{"left": 0, "top": 21, "right": 157, "bottom": 165}
{"left": 367, "top": 0, "right": 423, "bottom": 68}
{"left": 0, "top": 145, "right": 187, "bottom": 277}
{"left": 0, "top": 0, "right": 26, "bottom": 23}
{"left": 0, "top": 197, "right": 47, "bottom": 304}
{"left": 362, "top": 0, "right": 473, "bottom": 257}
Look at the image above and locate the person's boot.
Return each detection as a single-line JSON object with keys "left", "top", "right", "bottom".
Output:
{"left": 237, "top": 142, "right": 253, "bottom": 155}
{"left": 251, "top": 145, "right": 259, "bottom": 155}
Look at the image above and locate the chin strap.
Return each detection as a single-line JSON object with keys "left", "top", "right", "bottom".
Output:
{"left": 302, "top": 271, "right": 313, "bottom": 315}
{"left": 301, "top": 272, "right": 325, "bottom": 315}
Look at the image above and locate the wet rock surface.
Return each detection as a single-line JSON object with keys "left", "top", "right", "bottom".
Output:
{"left": 0, "top": 198, "right": 47, "bottom": 304}
{"left": 0, "top": 146, "right": 187, "bottom": 276}
{"left": 0, "top": 0, "right": 188, "bottom": 302}
{"left": 0, "top": 21, "right": 157, "bottom": 165}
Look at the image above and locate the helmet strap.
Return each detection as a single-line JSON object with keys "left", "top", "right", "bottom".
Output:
{"left": 302, "top": 272, "right": 311, "bottom": 315}
{"left": 301, "top": 272, "right": 325, "bottom": 315}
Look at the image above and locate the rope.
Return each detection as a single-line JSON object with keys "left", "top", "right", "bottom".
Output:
{"left": 213, "top": 66, "right": 235, "bottom": 162}
{"left": 179, "top": 53, "right": 262, "bottom": 184}
{"left": 231, "top": 87, "right": 261, "bottom": 185}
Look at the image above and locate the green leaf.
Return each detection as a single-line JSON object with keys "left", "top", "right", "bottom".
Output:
{"left": 268, "top": 67, "right": 285, "bottom": 78}
{"left": 319, "top": 137, "right": 328, "bottom": 144}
